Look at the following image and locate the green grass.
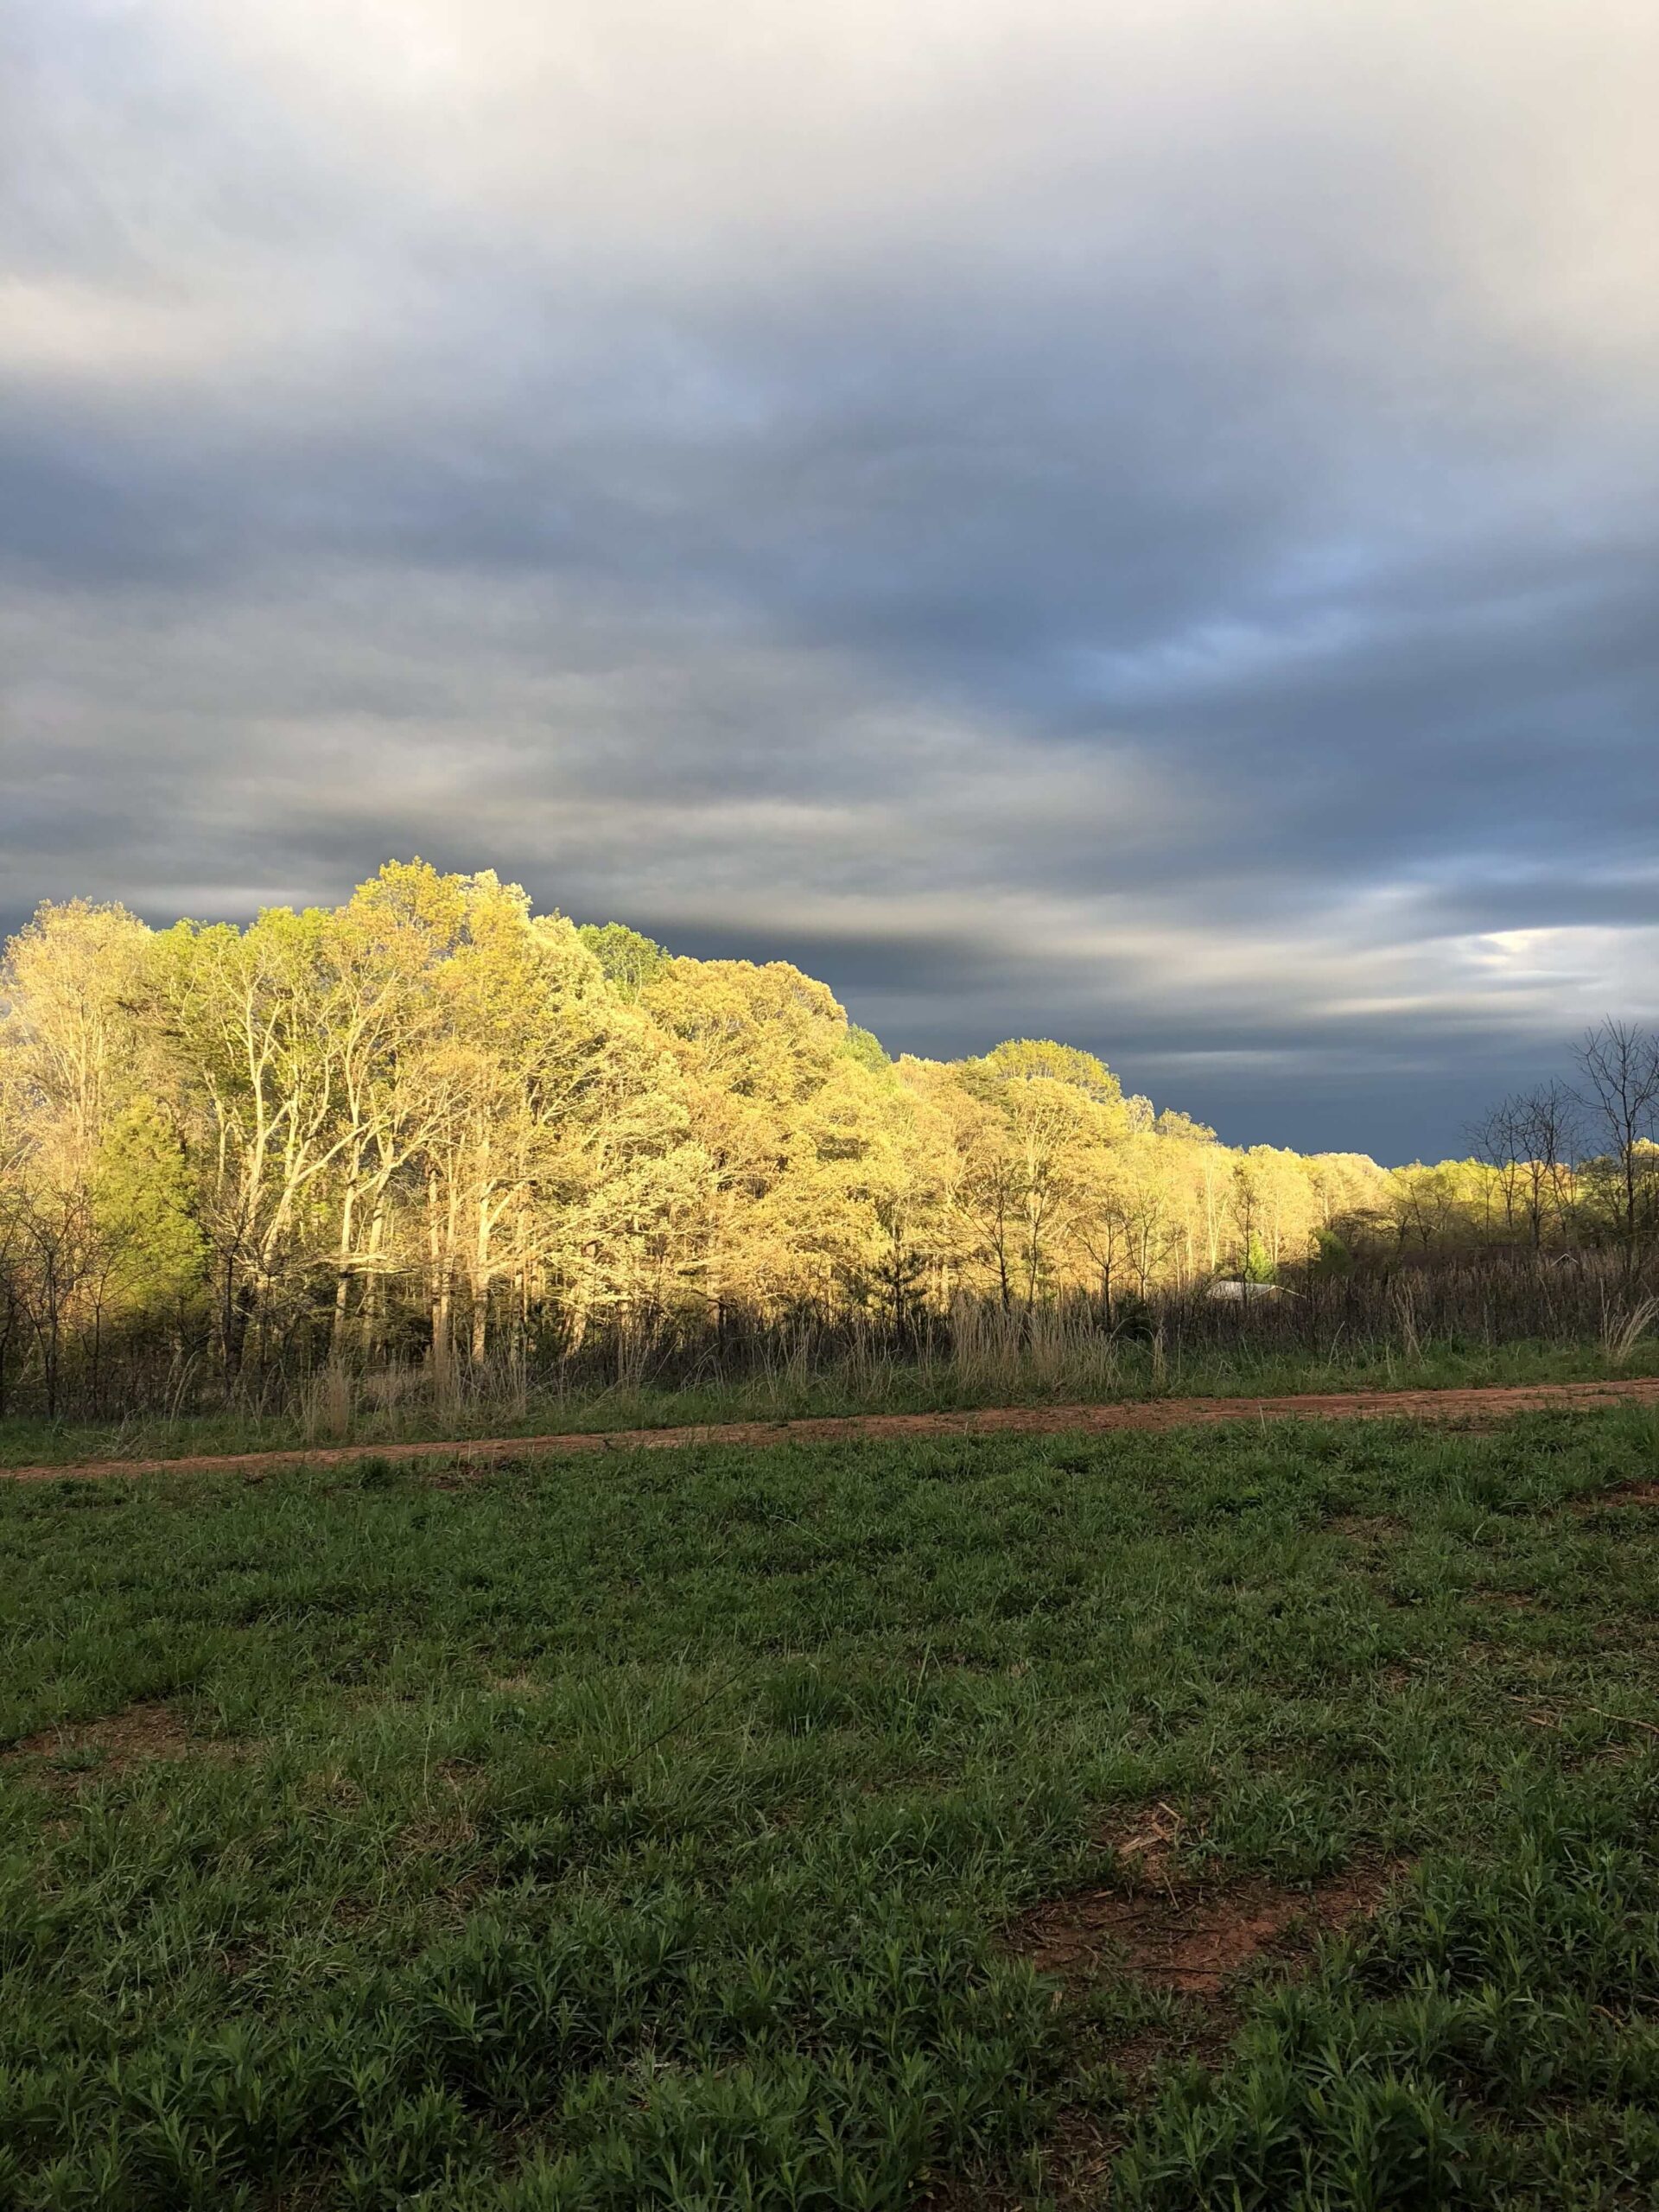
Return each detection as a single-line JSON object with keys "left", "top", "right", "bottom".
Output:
{"left": 3, "top": 1409, "right": 1659, "bottom": 2207}
{"left": 4, "top": 1332, "right": 1658, "bottom": 1469}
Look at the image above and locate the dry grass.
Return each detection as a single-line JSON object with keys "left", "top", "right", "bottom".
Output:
{"left": 1601, "top": 1291, "right": 1659, "bottom": 1368}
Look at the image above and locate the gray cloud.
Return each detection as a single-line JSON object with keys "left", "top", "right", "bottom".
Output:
{"left": 3, "top": 0, "right": 1658, "bottom": 1161}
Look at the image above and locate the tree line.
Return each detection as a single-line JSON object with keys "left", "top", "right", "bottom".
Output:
{"left": 1, "top": 861, "right": 1654, "bottom": 1414}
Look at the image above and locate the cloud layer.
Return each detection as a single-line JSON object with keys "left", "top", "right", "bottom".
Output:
{"left": 4, "top": 0, "right": 1657, "bottom": 1158}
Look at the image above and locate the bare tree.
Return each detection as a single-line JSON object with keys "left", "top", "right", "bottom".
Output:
{"left": 1470, "top": 1099, "right": 1524, "bottom": 1241}
{"left": 1510, "top": 1081, "right": 1579, "bottom": 1248}
{"left": 1573, "top": 1020, "right": 1659, "bottom": 1262}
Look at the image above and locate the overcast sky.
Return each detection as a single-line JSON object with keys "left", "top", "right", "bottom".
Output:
{"left": 3, "top": 1, "right": 1656, "bottom": 1160}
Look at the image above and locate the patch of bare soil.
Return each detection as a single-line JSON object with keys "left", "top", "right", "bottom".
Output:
{"left": 1014, "top": 1869, "right": 1386, "bottom": 2000}
{"left": 1009, "top": 1853, "right": 1399, "bottom": 2002}
{"left": 10, "top": 1378, "right": 1659, "bottom": 1486}
{"left": 1574, "top": 1480, "right": 1659, "bottom": 1511}
{"left": 1327, "top": 1512, "right": 1408, "bottom": 1542}
{"left": 2, "top": 1701, "right": 234, "bottom": 1783}
{"left": 926, "top": 1851, "right": 1406, "bottom": 2209}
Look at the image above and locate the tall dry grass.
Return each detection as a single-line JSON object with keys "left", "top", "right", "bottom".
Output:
{"left": 8, "top": 1247, "right": 1659, "bottom": 1433}
{"left": 1600, "top": 1291, "right": 1659, "bottom": 1370}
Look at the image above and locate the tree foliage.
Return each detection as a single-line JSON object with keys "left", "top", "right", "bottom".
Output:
{"left": 0, "top": 861, "right": 1643, "bottom": 1409}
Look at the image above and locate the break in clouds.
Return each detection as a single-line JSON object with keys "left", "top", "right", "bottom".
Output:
{"left": 3, "top": 0, "right": 1658, "bottom": 1159}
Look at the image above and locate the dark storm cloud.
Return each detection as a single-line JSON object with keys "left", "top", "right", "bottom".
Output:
{"left": 3, "top": 0, "right": 1658, "bottom": 1160}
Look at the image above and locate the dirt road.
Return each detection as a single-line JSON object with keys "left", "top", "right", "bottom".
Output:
{"left": 6, "top": 1375, "right": 1659, "bottom": 1484}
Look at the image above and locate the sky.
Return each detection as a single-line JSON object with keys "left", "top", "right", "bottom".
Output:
{"left": 3, "top": 0, "right": 1657, "bottom": 1162}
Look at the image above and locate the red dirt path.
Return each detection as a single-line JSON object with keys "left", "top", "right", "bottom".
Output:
{"left": 6, "top": 1375, "right": 1659, "bottom": 1484}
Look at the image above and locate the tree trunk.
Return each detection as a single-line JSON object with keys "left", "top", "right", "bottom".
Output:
{"left": 330, "top": 1175, "right": 359, "bottom": 1357}
{"left": 472, "top": 1189, "right": 493, "bottom": 1365}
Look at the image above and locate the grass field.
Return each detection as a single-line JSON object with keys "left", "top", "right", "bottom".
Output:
{"left": 4, "top": 1410, "right": 1659, "bottom": 2208}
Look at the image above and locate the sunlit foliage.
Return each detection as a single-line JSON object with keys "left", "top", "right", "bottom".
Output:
{"left": 0, "top": 861, "right": 1644, "bottom": 1412}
